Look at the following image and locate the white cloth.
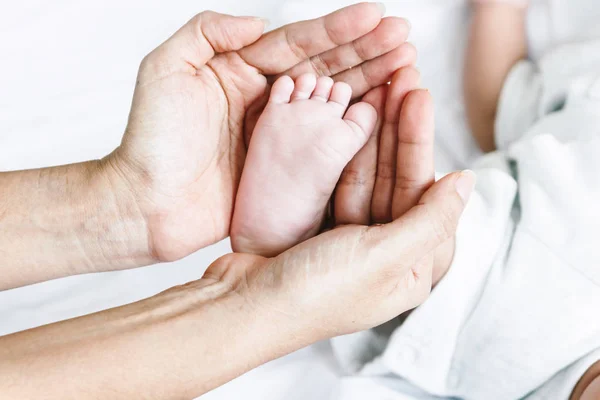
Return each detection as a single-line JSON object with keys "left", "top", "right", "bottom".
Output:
{"left": 528, "top": 0, "right": 600, "bottom": 61}
{"left": 333, "top": 38, "right": 600, "bottom": 400}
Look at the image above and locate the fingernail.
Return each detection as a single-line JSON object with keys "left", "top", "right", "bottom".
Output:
{"left": 455, "top": 170, "right": 476, "bottom": 203}
{"left": 258, "top": 18, "right": 271, "bottom": 28}
{"left": 376, "top": 2, "right": 386, "bottom": 15}
{"left": 402, "top": 17, "right": 412, "bottom": 31}
{"left": 243, "top": 16, "right": 271, "bottom": 28}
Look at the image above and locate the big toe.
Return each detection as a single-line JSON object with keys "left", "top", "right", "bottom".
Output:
{"left": 269, "top": 75, "right": 295, "bottom": 104}
{"left": 344, "top": 102, "right": 378, "bottom": 143}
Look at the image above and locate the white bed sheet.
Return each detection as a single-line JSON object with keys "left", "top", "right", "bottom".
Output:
{"left": 2, "top": 0, "right": 599, "bottom": 399}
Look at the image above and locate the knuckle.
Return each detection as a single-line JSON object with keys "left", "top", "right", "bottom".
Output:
{"left": 189, "top": 13, "right": 208, "bottom": 41}
{"left": 371, "top": 206, "right": 392, "bottom": 224}
{"left": 138, "top": 54, "right": 151, "bottom": 74}
{"left": 339, "top": 167, "right": 368, "bottom": 186}
{"left": 323, "top": 20, "right": 345, "bottom": 47}
{"left": 359, "top": 61, "right": 373, "bottom": 85}
{"left": 139, "top": 51, "right": 158, "bottom": 71}
{"left": 308, "top": 54, "right": 332, "bottom": 77}
{"left": 191, "top": 11, "right": 235, "bottom": 54}
{"left": 350, "top": 37, "right": 369, "bottom": 61}
{"left": 376, "top": 160, "right": 396, "bottom": 180}
{"left": 394, "top": 174, "right": 426, "bottom": 191}
{"left": 285, "top": 27, "right": 309, "bottom": 61}
{"left": 192, "top": 11, "right": 215, "bottom": 27}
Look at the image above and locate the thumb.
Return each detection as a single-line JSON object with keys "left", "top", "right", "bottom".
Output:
{"left": 145, "top": 11, "right": 267, "bottom": 72}
{"left": 366, "top": 170, "right": 476, "bottom": 269}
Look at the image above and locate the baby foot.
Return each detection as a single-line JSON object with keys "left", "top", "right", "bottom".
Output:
{"left": 231, "top": 73, "right": 377, "bottom": 257}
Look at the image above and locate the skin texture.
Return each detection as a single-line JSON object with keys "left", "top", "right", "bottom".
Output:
{"left": 0, "top": 68, "right": 474, "bottom": 399}
{"left": 573, "top": 361, "right": 600, "bottom": 400}
{"left": 464, "top": 2, "right": 528, "bottom": 152}
{"left": 231, "top": 74, "right": 377, "bottom": 257}
{"left": 334, "top": 68, "right": 455, "bottom": 284}
{"left": 116, "top": 4, "right": 416, "bottom": 263}
{"left": 0, "top": 4, "right": 416, "bottom": 289}
{"left": 0, "top": 5, "right": 476, "bottom": 399}
{"left": 0, "top": 169, "right": 472, "bottom": 400}
{"left": 0, "top": 161, "right": 152, "bottom": 290}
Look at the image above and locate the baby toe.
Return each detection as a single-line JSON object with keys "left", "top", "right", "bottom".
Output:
{"left": 343, "top": 102, "right": 378, "bottom": 142}
{"left": 269, "top": 75, "right": 295, "bottom": 104}
{"left": 311, "top": 76, "right": 334, "bottom": 102}
{"left": 291, "top": 73, "right": 318, "bottom": 101}
{"left": 329, "top": 82, "right": 353, "bottom": 111}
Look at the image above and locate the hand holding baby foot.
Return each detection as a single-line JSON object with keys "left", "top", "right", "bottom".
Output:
{"left": 231, "top": 74, "right": 377, "bottom": 256}
{"left": 106, "top": 4, "right": 413, "bottom": 263}
{"left": 335, "top": 66, "right": 457, "bottom": 285}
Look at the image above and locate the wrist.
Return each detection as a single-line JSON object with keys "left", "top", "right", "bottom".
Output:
{"left": 89, "top": 155, "right": 156, "bottom": 271}
{"left": 0, "top": 160, "right": 154, "bottom": 289}
{"left": 208, "top": 254, "right": 322, "bottom": 352}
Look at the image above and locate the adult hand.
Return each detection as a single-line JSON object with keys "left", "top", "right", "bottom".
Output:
{"left": 107, "top": 4, "right": 415, "bottom": 262}
{"left": 207, "top": 173, "right": 473, "bottom": 343}
{"left": 0, "top": 163, "right": 472, "bottom": 400}
{"left": 205, "top": 87, "right": 475, "bottom": 340}
{"left": 0, "top": 80, "right": 474, "bottom": 399}
{"left": 334, "top": 67, "right": 458, "bottom": 284}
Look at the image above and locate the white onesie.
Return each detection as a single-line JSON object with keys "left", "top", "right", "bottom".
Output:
{"left": 330, "top": 38, "right": 600, "bottom": 400}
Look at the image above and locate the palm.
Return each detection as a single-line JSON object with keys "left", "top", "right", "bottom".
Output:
{"left": 121, "top": 54, "right": 267, "bottom": 260}
{"left": 114, "top": 5, "right": 411, "bottom": 261}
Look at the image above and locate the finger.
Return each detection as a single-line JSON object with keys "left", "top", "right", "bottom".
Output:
{"left": 280, "top": 17, "right": 410, "bottom": 80}
{"left": 335, "top": 85, "right": 387, "bottom": 226}
{"left": 332, "top": 42, "right": 417, "bottom": 100}
{"left": 244, "top": 91, "right": 270, "bottom": 147}
{"left": 392, "top": 89, "right": 435, "bottom": 219}
{"left": 371, "top": 67, "right": 421, "bottom": 223}
{"left": 143, "top": 12, "right": 266, "bottom": 76}
{"left": 369, "top": 171, "right": 476, "bottom": 269}
{"left": 239, "top": 3, "right": 385, "bottom": 74}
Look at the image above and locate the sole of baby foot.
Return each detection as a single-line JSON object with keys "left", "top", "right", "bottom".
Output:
{"left": 231, "top": 73, "right": 377, "bottom": 257}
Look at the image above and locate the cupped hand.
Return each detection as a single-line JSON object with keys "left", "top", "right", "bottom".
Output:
{"left": 204, "top": 170, "right": 474, "bottom": 340}
{"left": 106, "top": 4, "right": 414, "bottom": 262}
{"left": 334, "top": 68, "right": 460, "bottom": 284}
{"left": 201, "top": 87, "right": 475, "bottom": 340}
